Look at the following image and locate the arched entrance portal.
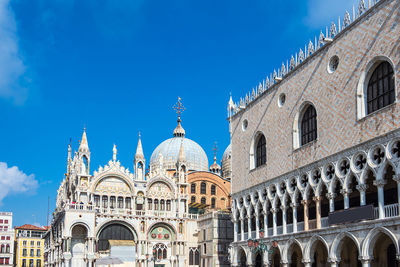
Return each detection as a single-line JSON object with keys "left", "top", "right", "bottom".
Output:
{"left": 255, "top": 252, "right": 262, "bottom": 267}
{"left": 71, "top": 225, "right": 88, "bottom": 267}
{"left": 97, "top": 223, "right": 136, "bottom": 263}
{"left": 310, "top": 240, "right": 328, "bottom": 267}
{"left": 372, "top": 233, "right": 396, "bottom": 266}
{"left": 238, "top": 248, "right": 247, "bottom": 267}
{"left": 288, "top": 242, "right": 303, "bottom": 267}
{"left": 270, "top": 247, "right": 281, "bottom": 267}
{"left": 147, "top": 223, "right": 176, "bottom": 267}
{"left": 338, "top": 237, "right": 360, "bottom": 267}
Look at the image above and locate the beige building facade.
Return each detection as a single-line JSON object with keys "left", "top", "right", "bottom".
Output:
{"left": 228, "top": 0, "right": 400, "bottom": 266}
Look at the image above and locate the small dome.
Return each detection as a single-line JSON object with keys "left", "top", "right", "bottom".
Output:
{"left": 221, "top": 144, "right": 232, "bottom": 180}
{"left": 150, "top": 137, "right": 208, "bottom": 172}
{"left": 210, "top": 156, "right": 221, "bottom": 174}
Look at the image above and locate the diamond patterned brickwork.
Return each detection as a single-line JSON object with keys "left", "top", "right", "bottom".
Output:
{"left": 231, "top": 0, "right": 400, "bottom": 194}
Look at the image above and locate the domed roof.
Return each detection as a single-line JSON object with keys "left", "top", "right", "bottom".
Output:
{"left": 221, "top": 144, "right": 231, "bottom": 180}
{"left": 150, "top": 136, "right": 208, "bottom": 172}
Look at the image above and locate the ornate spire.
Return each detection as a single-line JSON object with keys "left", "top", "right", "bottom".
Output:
{"left": 135, "top": 132, "right": 144, "bottom": 159}
{"left": 330, "top": 22, "right": 337, "bottom": 37}
{"left": 178, "top": 139, "right": 186, "bottom": 163}
{"left": 343, "top": 11, "right": 351, "bottom": 27}
{"left": 113, "top": 144, "right": 117, "bottom": 162}
{"left": 358, "top": 0, "right": 367, "bottom": 17}
{"left": 78, "top": 128, "right": 89, "bottom": 152}
{"left": 173, "top": 97, "right": 186, "bottom": 137}
{"left": 210, "top": 141, "right": 221, "bottom": 173}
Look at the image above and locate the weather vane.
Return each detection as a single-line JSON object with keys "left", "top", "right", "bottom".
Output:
{"left": 173, "top": 97, "right": 185, "bottom": 119}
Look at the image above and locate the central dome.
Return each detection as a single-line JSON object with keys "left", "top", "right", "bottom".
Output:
{"left": 150, "top": 136, "right": 208, "bottom": 172}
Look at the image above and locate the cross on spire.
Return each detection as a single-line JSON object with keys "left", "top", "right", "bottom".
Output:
{"left": 213, "top": 141, "right": 218, "bottom": 161}
{"left": 173, "top": 97, "right": 185, "bottom": 120}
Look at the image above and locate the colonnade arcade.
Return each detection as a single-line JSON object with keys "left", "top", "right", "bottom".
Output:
{"left": 231, "top": 134, "right": 400, "bottom": 267}
{"left": 233, "top": 228, "right": 398, "bottom": 267}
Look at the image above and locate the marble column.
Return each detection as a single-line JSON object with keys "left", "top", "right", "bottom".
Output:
{"left": 291, "top": 203, "right": 298, "bottom": 233}
{"left": 255, "top": 212, "right": 260, "bottom": 239}
{"left": 357, "top": 185, "right": 367, "bottom": 206}
{"left": 342, "top": 189, "right": 351, "bottom": 209}
{"left": 233, "top": 220, "right": 238, "bottom": 242}
{"left": 240, "top": 217, "right": 245, "bottom": 241}
{"left": 313, "top": 196, "right": 321, "bottom": 229}
{"left": 248, "top": 215, "right": 252, "bottom": 238}
{"left": 360, "top": 258, "right": 371, "bottom": 267}
{"left": 374, "top": 180, "right": 386, "bottom": 219}
{"left": 327, "top": 193, "right": 336, "bottom": 212}
{"left": 271, "top": 208, "right": 277, "bottom": 236}
{"left": 281, "top": 206, "right": 287, "bottom": 235}
{"left": 263, "top": 211, "right": 268, "bottom": 237}
{"left": 302, "top": 200, "right": 309, "bottom": 231}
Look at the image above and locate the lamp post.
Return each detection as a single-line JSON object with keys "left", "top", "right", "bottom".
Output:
{"left": 247, "top": 229, "right": 278, "bottom": 262}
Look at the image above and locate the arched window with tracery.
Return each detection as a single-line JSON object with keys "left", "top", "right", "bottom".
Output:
{"left": 367, "top": 61, "right": 395, "bottom": 114}
{"left": 200, "top": 182, "right": 206, "bottom": 194}
{"left": 256, "top": 135, "right": 266, "bottom": 167}
{"left": 154, "top": 199, "right": 159, "bottom": 210}
{"left": 191, "top": 183, "right": 196, "bottom": 193}
{"left": 300, "top": 105, "right": 317, "bottom": 146}
{"left": 153, "top": 243, "right": 167, "bottom": 260}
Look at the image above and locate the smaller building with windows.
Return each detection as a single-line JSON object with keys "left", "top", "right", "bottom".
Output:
{"left": 0, "top": 212, "right": 14, "bottom": 267}
{"left": 14, "top": 224, "right": 46, "bottom": 267}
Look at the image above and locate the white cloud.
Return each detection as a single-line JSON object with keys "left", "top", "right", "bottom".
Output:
{"left": 304, "top": 0, "right": 355, "bottom": 29}
{"left": 0, "top": 0, "right": 27, "bottom": 104}
{"left": 0, "top": 162, "right": 38, "bottom": 205}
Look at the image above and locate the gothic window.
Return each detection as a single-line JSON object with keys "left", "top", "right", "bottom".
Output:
{"left": 191, "top": 183, "right": 196, "bottom": 193}
{"left": 200, "top": 182, "right": 206, "bottom": 194}
{"left": 191, "top": 196, "right": 196, "bottom": 203}
{"left": 125, "top": 197, "right": 131, "bottom": 209}
{"left": 189, "top": 250, "right": 194, "bottom": 265}
{"left": 148, "top": 199, "right": 153, "bottom": 210}
{"left": 94, "top": 195, "right": 100, "bottom": 207}
{"left": 110, "top": 196, "right": 116, "bottom": 209}
{"left": 153, "top": 243, "right": 167, "bottom": 260}
{"left": 166, "top": 200, "right": 171, "bottom": 211}
{"left": 117, "top": 197, "right": 123, "bottom": 209}
{"left": 300, "top": 105, "right": 317, "bottom": 146}
{"left": 201, "top": 197, "right": 206, "bottom": 205}
{"left": 211, "top": 198, "right": 216, "bottom": 209}
{"left": 102, "top": 196, "right": 108, "bottom": 208}
{"left": 154, "top": 199, "right": 159, "bottom": 210}
{"left": 256, "top": 135, "right": 266, "bottom": 167}
{"left": 367, "top": 61, "right": 395, "bottom": 114}
{"left": 195, "top": 248, "right": 200, "bottom": 265}
{"left": 160, "top": 200, "right": 165, "bottom": 210}
{"left": 211, "top": 185, "right": 216, "bottom": 195}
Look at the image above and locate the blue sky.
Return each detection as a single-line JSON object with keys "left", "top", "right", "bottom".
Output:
{"left": 0, "top": 0, "right": 356, "bottom": 226}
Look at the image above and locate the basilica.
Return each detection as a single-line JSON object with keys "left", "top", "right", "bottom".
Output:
{"left": 43, "top": 106, "right": 232, "bottom": 267}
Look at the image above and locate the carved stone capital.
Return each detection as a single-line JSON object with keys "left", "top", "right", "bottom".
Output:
{"left": 340, "top": 189, "right": 352, "bottom": 195}
{"left": 326, "top": 193, "right": 336, "bottom": 199}
{"left": 313, "top": 196, "right": 322, "bottom": 202}
{"left": 373, "top": 179, "right": 387, "bottom": 187}
{"left": 393, "top": 174, "right": 400, "bottom": 182}
{"left": 270, "top": 208, "right": 278, "bottom": 214}
{"left": 356, "top": 184, "right": 368, "bottom": 192}
{"left": 280, "top": 205, "right": 288, "bottom": 211}
{"left": 301, "top": 200, "right": 309, "bottom": 206}
{"left": 290, "top": 203, "right": 299, "bottom": 208}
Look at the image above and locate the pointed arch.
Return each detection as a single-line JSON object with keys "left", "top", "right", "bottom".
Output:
{"left": 282, "top": 238, "right": 303, "bottom": 263}
{"left": 361, "top": 226, "right": 399, "bottom": 258}
{"left": 329, "top": 231, "right": 361, "bottom": 260}
{"left": 304, "top": 235, "right": 329, "bottom": 262}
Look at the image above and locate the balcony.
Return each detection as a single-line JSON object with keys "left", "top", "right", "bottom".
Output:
{"left": 237, "top": 204, "right": 400, "bottom": 242}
